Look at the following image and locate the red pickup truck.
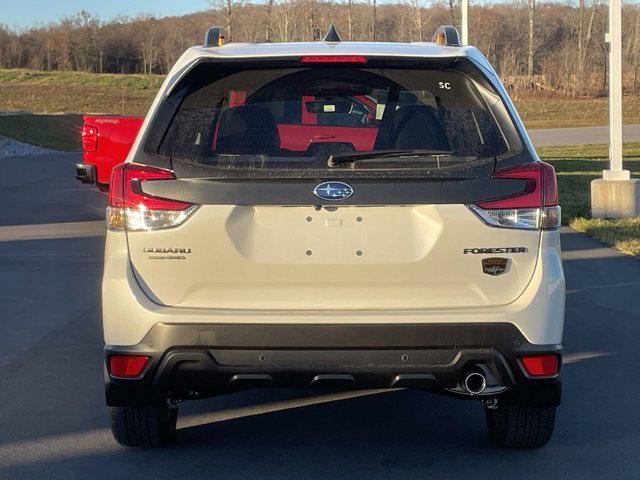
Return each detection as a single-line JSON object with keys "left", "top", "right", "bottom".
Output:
{"left": 75, "top": 115, "right": 143, "bottom": 191}
{"left": 76, "top": 92, "right": 379, "bottom": 190}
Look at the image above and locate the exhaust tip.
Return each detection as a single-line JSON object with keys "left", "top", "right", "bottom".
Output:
{"left": 463, "top": 371, "right": 487, "bottom": 395}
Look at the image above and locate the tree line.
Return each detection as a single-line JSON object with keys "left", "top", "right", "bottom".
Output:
{"left": 1, "top": 1, "right": 639, "bottom": 97}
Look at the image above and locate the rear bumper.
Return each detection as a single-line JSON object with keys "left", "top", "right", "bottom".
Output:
{"left": 75, "top": 163, "right": 97, "bottom": 184}
{"left": 105, "top": 322, "right": 562, "bottom": 408}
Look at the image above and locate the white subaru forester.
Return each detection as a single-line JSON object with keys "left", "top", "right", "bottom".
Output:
{"left": 102, "top": 25, "right": 565, "bottom": 448}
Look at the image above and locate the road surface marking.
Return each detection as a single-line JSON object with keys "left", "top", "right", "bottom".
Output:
{"left": 0, "top": 389, "right": 395, "bottom": 467}
{"left": 563, "top": 351, "right": 612, "bottom": 364}
{"left": 179, "top": 388, "right": 397, "bottom": 428}
{"left": 0, "top": 221, "right": 104, "bottom": 242}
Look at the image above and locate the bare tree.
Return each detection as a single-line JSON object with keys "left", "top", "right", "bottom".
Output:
{"left": 372, "top": 0, "right": 377, "bottom": 41}
{"left": 68, "top": 10, "right": 101, "bottom": 71}
{"left": 0, "top": 0, "right": 631, "bottom": 99}
{"left": 527, "top": 0, "right": 535, "bottom": 79}
{"left": 46, "top": 37, "right": 51, "bottom": 70}
{"left": 209, "top": 0, "right": 233, "bottom": 41}
{"left": 348, "top": 0, "right": 354, "bottom": 39}
{"left": 448, "top": 0, "right": 458, "bottom": 29}
{"left": 409, "top": 0, "right": 424, "bottom": 42}
{"left": 266, "top": 0, "right": 274, "bottom": 42}
{"left": 575, "top": 0, "right": 599, "bottom": 96}
{"left": 309, "top": 0, "right": 318, "bottom": 40}
{"left": 137, "top": 16, "right": 162, "bottom": 74}
{"left": 225, "top": 0, "right": 233, "bottom": 40}
{"left": 274, "top": 0, "right": 297, "bottom": 42}
{"left": 634, "top": 6, "right": 640, "bottom": 91}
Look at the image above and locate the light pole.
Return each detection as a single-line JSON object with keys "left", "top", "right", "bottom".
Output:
{"left": 461, "top": 0, "right": 469, "bottom": 45}
{"left": 604, "top": 0, "right": 626, "bottom": 181}
{"left": 591, "top": 0, "right": 639, "bottom": 218}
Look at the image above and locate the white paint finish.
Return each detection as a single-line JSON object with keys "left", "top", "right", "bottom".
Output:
{"left": 102, "top": 229, "right": 564, "bottom": 346}
{"left": 125, "top": 205, "right": 541, "bottom": 310}
{"left": 461, "top": 0, "right": 469, "bottom": 45}
{"left": 101, "top": 37, "right": 564, "bottom": 351}
{"left": 196, "top": 41, "right": 468, "bottom": 59}
{"left": 606, "top": 0, "right": 625, "bottom": 177}
{"left": 602, "top": 169, "right": 631, "bottom": 181}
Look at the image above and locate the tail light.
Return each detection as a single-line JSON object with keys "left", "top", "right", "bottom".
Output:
{"left": 299, "top": 55, "right": 367, "bottom": 63}
{"left": 520, "top": 355, "right": 560, "bottom": 377}
{"left": 109, "top": 355, "right": 150, "bottom": 377}
{"left": 107, "top": 163, "right": 197, "bottom": 231}
{"left": 469, "top": 162, "right": 561, "bottom": 230}
{"left": 81, "top": 123, "right": 98, "bottom": 153}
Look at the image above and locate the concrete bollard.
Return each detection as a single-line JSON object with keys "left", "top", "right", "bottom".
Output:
{"left": 591, "top": 179, "right": 640, "bottom": 218}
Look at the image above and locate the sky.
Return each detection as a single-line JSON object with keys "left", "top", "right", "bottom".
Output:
{"left": 0, "top": 0, "right": 209, "bottom": 31}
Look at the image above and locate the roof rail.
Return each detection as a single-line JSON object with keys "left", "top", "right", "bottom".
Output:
{"left": 204, "top": 26, "right": 227, "bottom": 47}
{"left": 432, "top": 26, "right": 461, "bottom": 47}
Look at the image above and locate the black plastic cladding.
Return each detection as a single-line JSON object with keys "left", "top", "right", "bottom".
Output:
{"left": 104, "top": 323, "right": 562, "bottom": 407}
{"left": 141, "top": 175, "right": 528, "bottom": 206}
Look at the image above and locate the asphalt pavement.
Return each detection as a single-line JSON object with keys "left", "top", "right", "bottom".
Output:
{"left": 529, "top": 124, "right": 640, "bottom": 147}
{"left": 1, "top": 152, "right": 640, "bottom": 479}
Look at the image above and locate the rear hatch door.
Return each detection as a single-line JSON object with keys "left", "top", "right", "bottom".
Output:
{"left": 126, "top": 58, "right": 539, "bottom": 310}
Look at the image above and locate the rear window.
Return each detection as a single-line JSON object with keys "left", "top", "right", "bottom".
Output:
{"left": 146, "top": 59, "right": 524, "bottom": 179}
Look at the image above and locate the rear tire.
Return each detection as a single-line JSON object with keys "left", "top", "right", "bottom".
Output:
{"left": 110, "top": 404, "right": 178, "bottom": 447}
{"left": 486, "top": 403, "right": 556, "bottom": 448}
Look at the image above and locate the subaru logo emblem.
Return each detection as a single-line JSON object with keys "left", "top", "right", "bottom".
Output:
{"left": 313, "top": 181, "right": 354, "bottom": 201}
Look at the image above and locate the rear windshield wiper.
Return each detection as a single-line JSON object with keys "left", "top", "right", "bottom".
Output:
{"left": 328, "top": 149, "right": 453, "bottom": 167}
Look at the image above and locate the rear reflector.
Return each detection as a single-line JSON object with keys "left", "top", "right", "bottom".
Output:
{"left": 520, "top": 355, "right": 559, "bottom": 377}
{"left": 107, "top": 163, "right": 197, "bottom": 231}
{"left": 109, "top": 355, "right": 149, "bottom": 377}
{"left": 299, "top": 55, "right": 367, "bottom": 63}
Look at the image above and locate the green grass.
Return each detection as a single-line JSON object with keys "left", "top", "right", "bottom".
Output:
{"left": 0, "top": 69, "right": 163, "bottom": 115}
{"left": 570, "top": 217, "right": 640, "bottom": 257}
{"left": 0, "top": 68, "right": 164, "bottom": 91}
{"left": 541, "top": 143, "right": 640, "bottom": 224}
{"left": 1, "top": 68, "right": 640, "bottom": 127}
{"left": 515, "top": 96, "right": 640, "bottom": 129}
{"left": 538, "top": 142, "right": 640, "bottom": 160}
{"left": 539, "top": 143, "right": 640, "bottom": 258}
{"left": 0, "top": 114, "right": 82, "bottom": 151}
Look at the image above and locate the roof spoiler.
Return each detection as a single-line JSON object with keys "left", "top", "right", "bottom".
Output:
{"left": 204, "top": 26, "right": 227, "bottom": 47}
{"left": 432, "top": 26, "right": 461, "bottom": 47}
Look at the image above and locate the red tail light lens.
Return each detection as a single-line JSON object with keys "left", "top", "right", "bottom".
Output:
{"left": 299, "top": 55, "right": 367, "bottom": 63}
{"left": 520, "top": 355, "right": 560, "bottom": 377}
{"left": 108, "top": 163, "right": 125, "bottom": 208}
{"left": 109, "top": 355, "right": 149, "bottom": 377}
{"left": 477, "top": 162, "right": 558, "bottom": 209}
{"left": 109, "top": 163, "right": 192, "bottom": 210}
{"left": 81, "top": 124, "right": 98, "bottom": 153}
{"left": 107, "top": 163, "right": 197, "bottom": 231}
{"left": 470, "top": 162, "right": 561, "bottom": 230}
